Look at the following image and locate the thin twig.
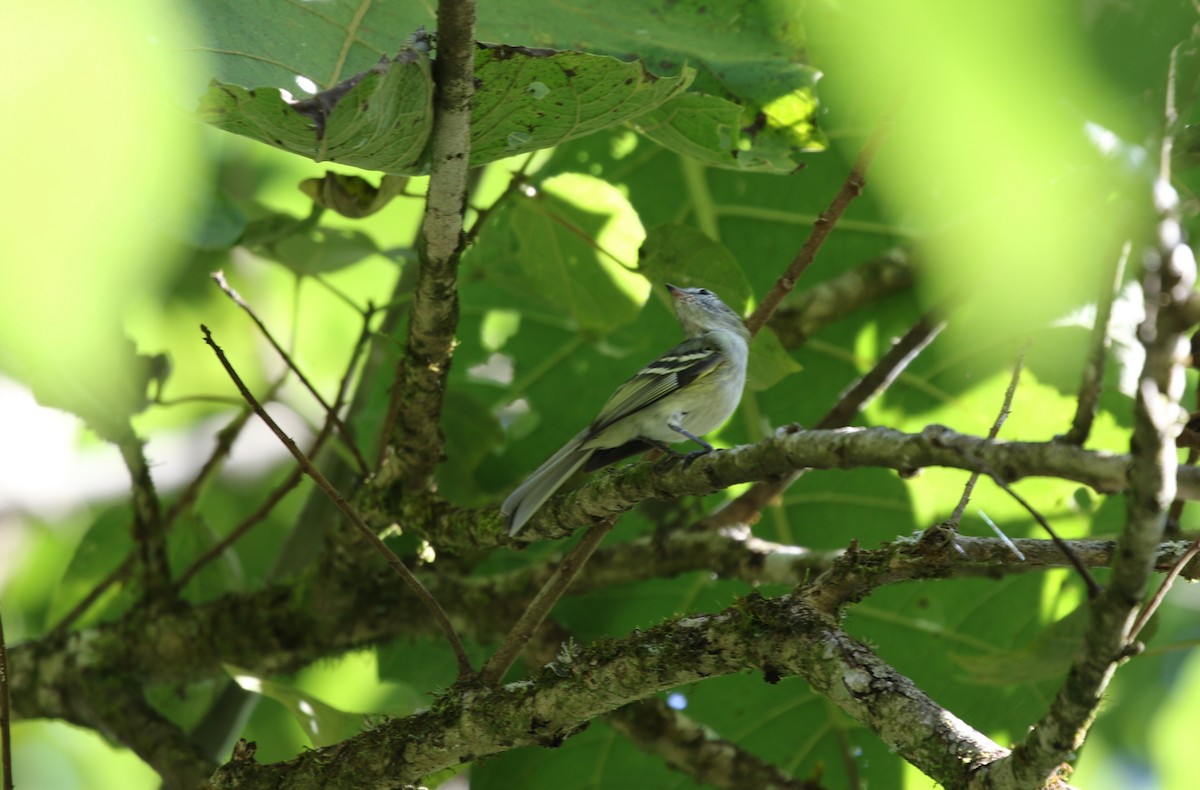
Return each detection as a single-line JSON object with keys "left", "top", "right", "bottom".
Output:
{"left": 983, "top": 471, "right": 1102, "bottom": 598}
{"left": 943, "top": 340, "right": 1031, "bottom": 531}
{"left": 177, "top": 314, "right": 374, "bottom": 590}
{"left": 1128, "top": 535, "right": 1200, "bottom": 642}
{"left": 45, "top": 556, "right": 135, "bottom": 636}
{"left": 201, "top": 324, "right": 474, "bottom": 678}
{"left": 163, "top": 404, "right": 259, "bottom": 529}
{"left": 173, "top": 468, "right": 304, "bottom": 592}
{"left": 211, "top": 271, "right": 369, "bottom": 477}
{"left": 0, "top": 603, "right": 12, "bottom": 790}
{"left": 699, "top": 310, "right": 944, "bottom": 531}
{"left": 744, "top": 106, "right": 898, "bottom": 337}
{"left": 479, "top": 520, "right": 615, "bottom": 685}
{"left": 1060, "top": 242, "right": 1130, "bottom": 446}
{"left": 463, "top": 154, "right": 535, "bottom": 250}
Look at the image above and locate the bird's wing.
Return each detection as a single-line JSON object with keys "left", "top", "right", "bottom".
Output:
{"left": 588, "top": 335, "right": 723, "bottom": 435}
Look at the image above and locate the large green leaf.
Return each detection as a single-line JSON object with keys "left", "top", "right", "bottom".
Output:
{"left": 182, "top": 0, "right": 822, "bottom": 172}
{"left": 198, "top": 42, "right": 435, "bottom": 174}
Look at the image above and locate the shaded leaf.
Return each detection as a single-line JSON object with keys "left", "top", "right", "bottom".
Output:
{"left": 510, "top": 173, "right": 648, "bottom": 332}
{"left": 269, "top": 227, "right": 380, "bottom": 276}
{"left": 747, "top": 329, "right": 802, "bottom": 392}
{"left": 638, "top": 223, "right": 753, "bottom": 309}
{"left": 169, "top": 516, "right": 243, "bottom": 603}
{"left": 25, "top": 332, "right": 155, "bottom": 444}
{"left": 199, "top": 43, "right": 434, "bottom": 174}
{"left": 471, "top": 46, "right": 693, "bottom": 163}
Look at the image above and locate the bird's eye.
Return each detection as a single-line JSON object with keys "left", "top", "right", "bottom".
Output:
{"left": 697, "top": 288, "right": 712, "bottom": 296}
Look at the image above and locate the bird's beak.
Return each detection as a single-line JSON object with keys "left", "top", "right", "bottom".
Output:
{"left": 666, "top": 283, "right": 682, "bottom": 298}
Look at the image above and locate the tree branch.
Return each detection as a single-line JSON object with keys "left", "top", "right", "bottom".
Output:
{"left": 745, "top": 109, "right": 897, "bottom": 336}
{"left": 509, "top": 421, "right": 1193, "bottom": 542}
{"left": 201, "top": 325, "right": 474, "bottom": 678}
{"left": 205, "top": 593, "right": 1010, "bottom": 789}
{"left": 117, "top": 436, "right": 171, "bottom": 596}
{"left": 381, "top": 0, "right": 477, "bottom": 488}
{"left": 700, "top": 311, "right": 943, "bottom": 532}
{"left": 992, "top": 44, "right": 1197, "bottom": 786}
{"left": 1058, "top": 241, "right": 1130, "bottom": 446}
{"left": 768, "top": 248, "right": 916, "bottom": 348}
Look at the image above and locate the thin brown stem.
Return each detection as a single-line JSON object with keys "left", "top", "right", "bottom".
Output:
{"left": 943, "top": 340, "right": 1031, "bottom": 531}
{"left": 201, "top": 324, "right": 473, "bottom": 678}
{"left": 45, "top": 556, "right": 135, "bottom": 636}
{"left": 1128, "top": 534, "right": 1200, "bottom": 642}
{"left": 479, "top": 520, "right": 614, "bottom": 685}
{"left": 211, "top": 270, "right": 369, "bottom": 477}
{"left": 744, "top": 107, "right": 898, "bottom": 337}
{"left": 984, "top": 472, "right": 1102, "bottom": 598}
{"left": 1060, "top": 242, "right": 1130, "bottom": 446}
{"left": 173, "top": 468, "right": 305, "bottom": 592}
{"left": 163, "top": 405, "right": 257, "bottom": 529}
{"left": 0, "top": 604, "right": 12, "bottom": 790}
{"left": 463, "top": 154, "right": 535, "bottom": 250}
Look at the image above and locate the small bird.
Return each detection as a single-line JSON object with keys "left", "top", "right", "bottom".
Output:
{"left": 502, "top": 284, "right": 750, "bottom": 535}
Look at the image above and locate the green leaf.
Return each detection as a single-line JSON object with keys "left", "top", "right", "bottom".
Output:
{"left": 198, "top": 41, "right": 435, "bottom": 175}
{"left": 169, "top": 516, "right": 243, "bottom": 603}
{"left": 437, "top": 390, "right": 505, "bottom": 504}
{"left": 471, "top": 46, "right": 693, "bottom": 164}
{"left": 510, "top": 173, "right": 648, "bottom": 332}
{"left": 948, "top": 603, "right": 1123, "bottom": 686}
{"left": 633, "top": 88, "right": 822, "bottom": 172}
{"left": 268, "top": 226, "right": 380, "bottom": 276}
{"left": 747, "top": 328, "right": 802, "bottom": 392}
{"left": 227, "top": 666, "right": 368, "bottom": 748}
{"left": 21, "top": 332, "right": 156, "bottom": 444}
{"left": 637, "top": 223, "right": 753, "bottom": 309}
{"left": 199, "top": 42, "right": 694, "bottom": 175}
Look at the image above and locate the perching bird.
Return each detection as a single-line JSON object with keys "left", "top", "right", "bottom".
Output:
{"left": 502, "top": 284, "right": 750, "bottom": 535}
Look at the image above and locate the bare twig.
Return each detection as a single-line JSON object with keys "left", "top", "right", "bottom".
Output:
{"left": 983, "top": 472, "right": 1102, "bottom": 598}
{"left": 0, "top": 604, "right": 11, "bottom": 790}
{"left": 463, "top": 154, "right": 535, "bottom": 250}
{"left": 744, "top": 108, "right": 898, "bottom": 336}
{"left": 769, "top": 248, "right": 916, "bottom": 347}
{"left": 1060, "top": 242, "right": 1130, "bottom": 446}
{"left": 479, "top": 520, "right": 614, "bottom": 685}
{"left": 173, "top": 469, "right": 304, "bottom": 592}
{"left": 382, "top": 0, "right": 476, "bottom": 488}
{"left": 211, "top": 271, "right": 369, "bottom": 477}
{"left": 163, "top": 407, "right": 256, "bottom": 529}
{"left": 201, "top": 324, "right": 473, "bottom": 678}
{"left": 943, "top": 340, "right": 1031, "bottom": 531}
{"left": 45, "top": 556, "right": 135, "bottom": 637}
{"left": 177, "top": 312, "right": 377, "bottom": 590}
{"left": 700, "top": 310, "right": 944, "bottom": 531}
{"left": 1128, "top": 534, "right": 1200, "bottom": 642}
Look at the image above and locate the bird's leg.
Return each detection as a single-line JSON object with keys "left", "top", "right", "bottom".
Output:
{"left": 667, "top": 423, "right": 715, "bottom": 466}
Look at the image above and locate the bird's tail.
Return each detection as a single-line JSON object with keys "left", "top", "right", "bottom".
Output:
{"left": 502, "top": 430, "right": 593, "bottom": 536}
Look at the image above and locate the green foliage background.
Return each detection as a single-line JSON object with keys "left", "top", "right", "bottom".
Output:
{"left": 3, "top": 0, "right": 1200, "bottom": 788}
